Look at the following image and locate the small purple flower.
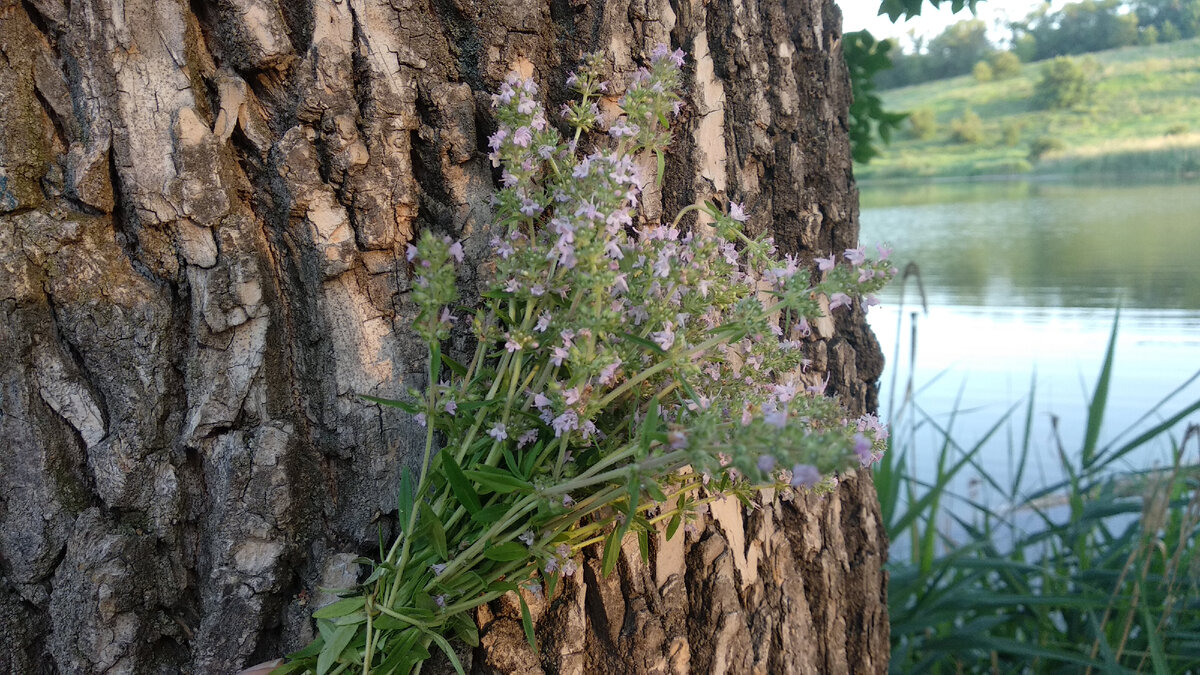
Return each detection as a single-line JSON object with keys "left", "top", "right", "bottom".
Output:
{"left": 443, "top": 399, "right": 457, "bottom": 416}
{"left": 877, "top": 244, "right": 892, "bottom": 261}
{"left": 598, "top": 359, "right": 622, "bottom": 385}
{"left": 488, "top": 422, "right": 508, "bottom": 441}
{"left": 670, "top": 48, "right": 686, "bottom": 67}
{"left": 519, "top": 530, "right": 535, "bottom": 547}
{"left": 652, "top": 323, "right": 676, "bottom": 351}
{"left": 414, "top": 412, "right": 426, "bottom": 427}
{"left": 729, "top": 202, "right": 747, "bottom": 222}
{"left": 764, "top": 408, "right": 788, "bottom": 429}
{"left": 492, "top": 236, "right": 515, "bottom": 259}
{"left": 795, "top": 316, "right": 811, "bottom": 338}
{"left": 790, "top": 464, "right": 821, "bottom": 489}
{"left": 505, "top": 334, "right": 522, "bottom": 352}
{"left": 843, "top": 247, "right": 866, "bottom": 266}
{"left": 520, "top": 198, "right": 542, "bottom": 217}
{"left": 533, "top": 393, "right": 552, "bottom": 409}
{"left": 815, "top": 255, "right": 835, "bottom": 272}
{"left": 829, "top": 293, "right": 852, "bottom": 310}
{"left": 406, "top": 244, "right": 419, "bottom": 262}
{"left": 487, "top": 128, "right": 508, "bottom": 151}
{"left": 517, "top": 429, "right": 538, "bottom": 447}
{"left": 535, "top": 312, "right": 552, "bottom": 332}
{"left": 561, "top": 559, "right": 578, "bottom": 577}
{"left": 854, "top": 433, "right": 873, "bottom": 467}
{"left": 757, "top": 455, "right": 777, "bottom": 473}
{"left": 552, "top": 410, "right": 579, "bottom": 437}
{"left": 448, "top": 241, "right": 465, "bottom": 263}
{"left": 550, "top": 346, "right": 569, "bottom": 366}
{"left": 512, "top": 126, "right": 532, "bottom": 147}
{"left": 434, "top": 594, "right": 447, "bottom": 608}
{"left": 561, "top": 495, "right": 575, "bottom": 508}
{"left": 544, "top": 557, "right": 558, "bottom": 574}
{"left": 431, "top": 563, "right": 447, "bottom": 575}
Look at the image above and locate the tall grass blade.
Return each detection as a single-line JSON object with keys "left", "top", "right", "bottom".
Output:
{"left": 1082, "top": 311, "right": 1119, "bottom": 469}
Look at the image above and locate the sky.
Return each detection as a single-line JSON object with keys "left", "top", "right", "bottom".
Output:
{"left": 840, "top": 1, "right": 1058, "bottom": 48}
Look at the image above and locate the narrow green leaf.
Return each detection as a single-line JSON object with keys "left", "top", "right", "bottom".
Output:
{"left": 1141, "top": 605, "right": 1170, "bottom": 675}
{"left": 440, "top": 353, "right": 468, "bottom": 377}
{"left": 421, "top": 502, "right": 448, "bottom": 561}
{"left": 359, "top": 394, "right": 419, "bottom": 414}
{"left": 452, "top": 612, "right": 480, "bottom": 648}
{"left": 465, "top": 467, "right": 532, "bottom": 494}
{"left": 398, "top": 467, "right": 415, "bottom": 535}
{"left": 601, "top": 527, "right": 621, "bottom": 576}
{"left": 666, "top": 514, "right": 681, "bottom": 541}
{"left": 519, "top": 593, "right": 537, "bottom": 652}
{"left": 471, "top": 503, "right": 510, "bottom": 524}
{"left": 441, "top": 454, "right": 482, "bottom": 514}
{"left": 1082, "top": 311, "right": 1119, "bottom": 467}
{"left": 644, "top": 478, "right": 668, "bottom": 503}
{"left": 316, "top": 623, "right": 356, "bottom": 675}
{"left": 655, "top": 148, "right": 666, "bottom": 185}
{"left": 426, "top": 629, "right": 466, "bottom": 675}
{"left": 638, "top": 528, "right": 650, "bottom": 562}
{"left": 312, "top": 596, "right": 365, "bottom": 619}
{"left": 483, "top": 541, "right": 529, "bottom": 562}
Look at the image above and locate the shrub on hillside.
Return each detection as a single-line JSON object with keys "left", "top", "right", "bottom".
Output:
{"left": 973, "top": 61, "right": 994, "bottom": 82}
{"left": 1140, "top": 25, "right": 1160, "bottom": 45}
{"left": 1034, "top": 56, "right": 1097, "bottom": 109}
{"left": 1001, "top": 120, "right": 1024, "bottom": 147}
{"left": 989, "top": 51, "right": 1022, "bottom": 79}
{"left": 908, "top": 107, "right": 938, "bottom": 140}
{"left": 1028, "top": 135, "right": 1066, "bottom": 161}
{"left": 950, "top": 109, "right": 985, "bottom": 144}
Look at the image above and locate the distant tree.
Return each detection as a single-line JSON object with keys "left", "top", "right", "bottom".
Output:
{"left": 909, "top": 107, "right": 939, "bottom": 139}
{"left": 1017, "top": 0, "right": 1140, "bottom": 60}
{"left": 1001, "top": 119, "right": 1024, "bottom": 146}
{"left": 973, "top": 61, "right": 994, "bottom": 81}
{"left": 927, "top": 19, "right": 996, "bottom": 80}
{"left": 1133, "top": 0, "right": 1200, "bottom": 39}
{"left": 950, "top": 109, "right": 986, "bottom": 143}
{"left": 1012, "top": 33, "right": 1039, "bottom": 62}
{"left": 1161, "top": 19, "right": 1183, "bottom": 41}
{"left": 1140, "top": 24, "right": 1160, "bottom": 44}
{"left": 1035, "top": 56, "right": 1098, "bottom": 109}
{"left": 990, "top": 51, "right": 1022, "bottom": 78}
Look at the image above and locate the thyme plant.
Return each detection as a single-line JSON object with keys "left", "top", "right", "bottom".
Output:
{"left": 281, "top": 46, "right": 893, "bottom": 675}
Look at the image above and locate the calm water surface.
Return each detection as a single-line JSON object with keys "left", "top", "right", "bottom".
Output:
{"left": 859, "top": 179, "right": 1200, "bottom": 495}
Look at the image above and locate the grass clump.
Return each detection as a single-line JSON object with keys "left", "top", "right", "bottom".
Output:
{"left": 881, "top": 313, "right": 1200, "bottom": 673}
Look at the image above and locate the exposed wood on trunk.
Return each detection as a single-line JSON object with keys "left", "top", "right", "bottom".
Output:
{"left": 0, "top": 0, "right": 887, "bottom": 671}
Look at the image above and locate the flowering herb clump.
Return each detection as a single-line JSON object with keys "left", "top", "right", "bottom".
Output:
{"left": 284, "top": 45, "right": 893, "bottom": 674}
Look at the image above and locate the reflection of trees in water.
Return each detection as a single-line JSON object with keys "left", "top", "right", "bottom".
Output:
{"left": 863, "top": 181, "right": 1200, "bottom": 310}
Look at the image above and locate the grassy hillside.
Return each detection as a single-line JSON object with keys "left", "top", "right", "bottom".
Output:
{"left": 858, "top": 38, "right": 1200, "bottom": 180}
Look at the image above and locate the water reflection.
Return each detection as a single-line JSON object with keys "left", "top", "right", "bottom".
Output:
{"left": 859, "top": 178, "right": 1200, "bottom": 494}
{"left": 860, "top": 179, "right": 1200, "bottom": 310}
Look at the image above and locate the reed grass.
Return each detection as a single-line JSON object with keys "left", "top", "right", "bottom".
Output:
{"left": 880, "top": 312, "right": 1200, "bottom": 673}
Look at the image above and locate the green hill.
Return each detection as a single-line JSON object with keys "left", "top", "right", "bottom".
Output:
{"left": 857, "top": 38, "right": 1200, "bottom": 181}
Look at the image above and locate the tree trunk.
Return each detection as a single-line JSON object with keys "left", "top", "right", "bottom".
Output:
{"left": 0, "top": 0, "right": 887, "bottom": 672}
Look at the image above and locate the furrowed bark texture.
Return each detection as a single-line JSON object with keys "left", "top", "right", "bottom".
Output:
{"left": 0, "top": 0, "right": 887, "bottom": 672}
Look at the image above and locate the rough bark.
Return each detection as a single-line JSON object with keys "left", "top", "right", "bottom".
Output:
{"left": 0, "top": 0, "right": 887, "bottom": 672}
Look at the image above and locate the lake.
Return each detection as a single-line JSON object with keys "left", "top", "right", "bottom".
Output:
{"left": 858, "top": 178, "right": 1200, "bottom": 501}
